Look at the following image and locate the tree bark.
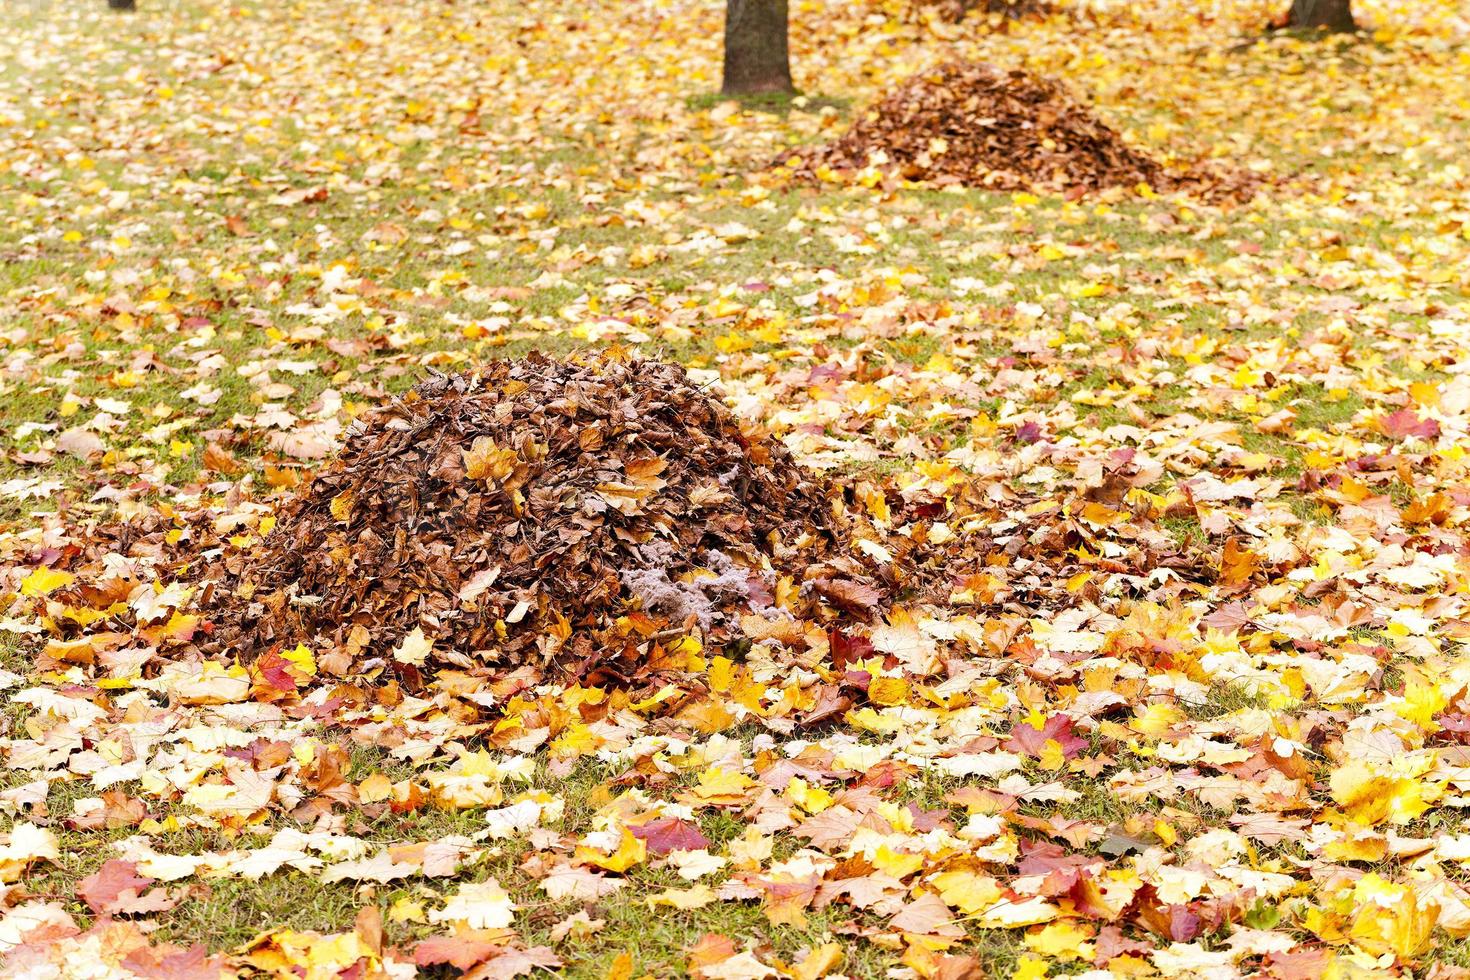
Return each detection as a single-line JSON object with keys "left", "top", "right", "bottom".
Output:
{"left": 722, "top": 0, "right": 794, "bottom": 96}
{"left": 1286, "top": 0, "right": 1355, "bottom": 32}
{"left": 108, "top": 0, "right": 137, "bottom": 9}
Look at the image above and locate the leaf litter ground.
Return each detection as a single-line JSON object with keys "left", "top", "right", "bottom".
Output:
{"left": 3, "top": 0, "right": 1470, "bottom": 977}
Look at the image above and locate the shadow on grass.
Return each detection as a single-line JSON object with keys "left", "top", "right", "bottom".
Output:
{"left": 686, "top": 90, "right": 852, "bottom": 117}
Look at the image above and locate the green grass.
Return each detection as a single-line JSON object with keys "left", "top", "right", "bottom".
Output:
{"left": 685, "top": 91, "right": 853, "bottom": 117}
{"left": 1177, "top": 679, "right": 1273, "bottom": 720}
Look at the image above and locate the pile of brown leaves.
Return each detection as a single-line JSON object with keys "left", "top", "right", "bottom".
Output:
{"left": 784, "top": 61, "right": 1168, "bottom": 193}
{"left": 918, "top": 0, "right": 1052, "bottom": 25}
{"left": 200, "top": 351, "right": 853, "bottom": 683}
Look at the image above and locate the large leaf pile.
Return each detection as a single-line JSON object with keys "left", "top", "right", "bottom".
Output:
{"left": 199, "top": 351, "right": 848, "bottom": 684}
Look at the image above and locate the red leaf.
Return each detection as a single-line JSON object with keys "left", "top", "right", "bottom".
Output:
{"left": 1377, "top": 408, "right": 1440, "bottom": 441}
{"left": 254, "top": 651, "right": 299, "bottom": 692}
{"left": 1134, "top": 888, "right": 1202, "bottom": 942}
{"left": 1094, "top": 925, "right": 1152, "bottom": 966}
{"left": 413, "top": 932, "right": 504, "bottom": 971}
{"left": 1016, "top": 840, "right": 1101, "bottom": 897}
{"left": 827, "top": 629, "right": 874, "bottom": 672}
{"left": 121, "top": 942, "right": 227, "bottom": 980}
{"left": 630, "top": 816, "right": 710, "bottom": 855}
{"left": 1165, "top": 904, "right": 1202, "bottom": 942}
{"left": 1003, "top": 714, "right": 1087, "bottom": 759}
{"left": 77, "top": 860, "right": 155, "bottom": 915}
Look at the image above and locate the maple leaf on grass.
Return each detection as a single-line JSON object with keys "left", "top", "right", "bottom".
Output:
{"left": 630, "top": 815, "right": 712, "bottom": 854}
{"left": 467, "top": 945, "right": 563, "bottom": 980}
{"left": 539, "top": 862, "right": 624, "bottom": 901}
{"left": 889, "top": 891, "right": 965, "bottom": 938}
{"left": 77, "top": 860, "right": 175, "bottom": 916}
{"left": 0, "top": 824, "right": 59, "bottom": 882}
{"left": 1003, "top": 714, "right": 1088, "bottom": 760}
{"left": 120, "top": 941, "right": 227, "bottom": 980}
{"left": 414, "top": 930, "right": 510, "bottom": 971}
{"left": 1376, "top": 408, "right": 1440, "bottom": 442}
{"left": 429, "top": 879, "right": 517, "bottom": 930}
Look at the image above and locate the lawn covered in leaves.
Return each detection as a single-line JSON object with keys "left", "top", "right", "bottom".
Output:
{"left": 4, "top": 0, "right": 1470, "bottom": 976}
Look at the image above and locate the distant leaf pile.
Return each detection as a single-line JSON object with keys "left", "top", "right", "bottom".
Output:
{"left": 200, "top": 352, "right": 846, "bottom": 684}
{"left": 783, "top": 61, "right": 1167, "bottom": 193}
{"left": 921, "top": 0, "right": 1051, "bottom": 25}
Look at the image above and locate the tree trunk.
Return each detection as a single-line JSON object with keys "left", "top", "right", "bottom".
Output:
{"left": 108, "top": 0, "right": 137, "bottom": 9}
{"left": 722, "top": 0, "right": 794, "bottom": 96}
{"left": 1286, "top": 0, "right": 1355, "bottom": 32}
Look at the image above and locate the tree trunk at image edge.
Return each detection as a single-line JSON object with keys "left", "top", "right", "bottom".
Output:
{"left": 108, "top": 0, "right": 137, "bottom": 9}
{"left": 722, "top": 0, "right": 794, "bottom": 96}
{"left": 1287, "top": 0, "right": 1355, "bottom": 32}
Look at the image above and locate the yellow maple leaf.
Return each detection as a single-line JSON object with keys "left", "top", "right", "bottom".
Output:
{"left": 308, "top": 931, "right": 376, "bottom": 972}
{"left": 648, "top": 883, "right": 716, "bottom": 910}
{"left": 20, "top": 567, "right": 74, "bottom": 597}
{"left": 1409, "top": 381, "right": 1440, "bottom": 407}
{"left": 871, "top": 844, "right": 924, "bottom": 880}
{"left": 1323, "top": 828, "right": 1387, "bottom": 864}
{"left": 606, "top": 951, "right": 635, "bottom": 980}
{"left": 1011, "top": 955, "right": 1049, "bottom": 980}
{"left": 977, "top": 896, "right": 1058, "bottom": 928}
{"left": 785, "top": 777, "right": 834, "bottom": 814}
{"left": 387, "top": 895, "right": 425, "bottom": 924}
{"left": 1037, "top": 739, "right": 1066, "bottom": 772}
{"left": 457, "top": 750, "right": 507, "bottom": 779}
{"left": 1331, "top": 758, "right": 1440, "bottom": 826}
{"left": 673, "top": 697, "right": 736, "bottom": 734}
{"left": 1349, "top": 876, "right": 1437, "bottom": 958}
{"left": 1025, "top": 920, "right": 1094, "bottom": 960}
{"left": 1394, "top": 681, "right": 1448, "bottom": 731}
{"left": 1131, "top": 703, "right": 1185, "bottom": 737}
{"left": 551, "top": 722, "right": 600, "bottom": 759}
{"left": 791, "top": 943, "right": 844, "bottom": 980}
{"left": 281, "top": 643, "right": 316, "bottom": 678}
{"left": 329, "top": 490, "right": 354, "bottom": 522}
{"left": 931, "top": 870, "right": 1003, "bottom": 915}
{"left": 462, "top": 435, "right": 519, "bottom": 483}
{"left": 867, "top": 676, "right": 909, "bottom": 706}
{"left": 688, "top": 766, "right": 755, "bottom": 803}
{"left": 576, "top": 828, "right": 646, "bottom": 873}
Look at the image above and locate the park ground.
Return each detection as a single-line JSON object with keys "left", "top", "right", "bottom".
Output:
{"left": 4, "top": 0, "right": 1470, "bottom": 976}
